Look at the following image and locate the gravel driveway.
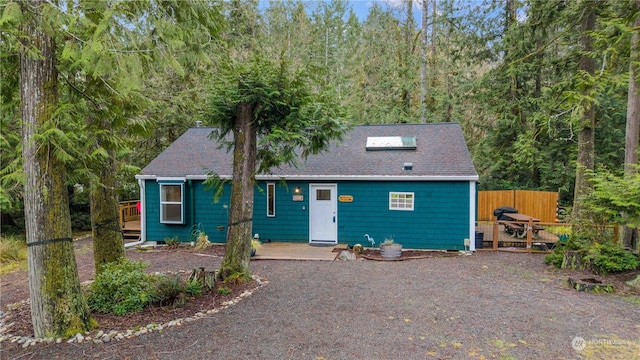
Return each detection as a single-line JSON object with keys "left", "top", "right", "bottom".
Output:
{"left": 2, "top": 250, "right": 639, "bottom": 359}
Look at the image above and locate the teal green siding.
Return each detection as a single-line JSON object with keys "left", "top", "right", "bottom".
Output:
{"left": 252, "top": 181, "right": 309, "bottom": 242}
{"left": 144, "top": 180, "right": 231, "bottom": 243}
{"left": 144, "top": 180, "right": 471, "bottom": 250}
{"left": 334, "top": 181, "right": 469, "bottom": 250}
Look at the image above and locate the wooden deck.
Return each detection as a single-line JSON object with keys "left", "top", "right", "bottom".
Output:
{"left": 122, "top": 219, "right": 140, "bottom": 231}
{"left": 252, "top": 243, "right": 347, "bottom": 261}
{"left": 119, "top": 201, "right": 141, "bottom": 243}
{"left": 476, "top": 222, "right": 559, "bottom": 250}
{"left": 122, "top": 218, "right": 141, "bottom": 243}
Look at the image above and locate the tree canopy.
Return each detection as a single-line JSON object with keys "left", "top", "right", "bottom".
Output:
{"left": 206, "top": 54, "right": 347, "bottom": 174}
{"left": 2, "top": 0, "right": 638, "bottom": 241}
{"left": 205, "top": 48, "right": 347, "bottom": 281}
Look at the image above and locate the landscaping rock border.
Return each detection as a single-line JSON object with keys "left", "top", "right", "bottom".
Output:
{"left": 0, "top": 275, "right": 267, "bottom": 349}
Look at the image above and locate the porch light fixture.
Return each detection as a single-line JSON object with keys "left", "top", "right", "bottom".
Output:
{"left": 294, "top": 186, "right": 302, "bottom": 194}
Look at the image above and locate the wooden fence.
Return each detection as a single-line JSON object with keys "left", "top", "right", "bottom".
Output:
{"left": 478, "top": 190, "right": 559, "bottom": 223}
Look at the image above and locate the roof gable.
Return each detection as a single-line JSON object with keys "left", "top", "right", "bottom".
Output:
{"left": 139, "top": 123, "right": 478, "bottom": 180}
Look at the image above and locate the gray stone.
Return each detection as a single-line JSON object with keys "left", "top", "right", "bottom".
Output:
{"left": 338, "top": 250, "right": 356, "bottom": 261}
{"left": 626, "top": 274, "right": 640, "bottom": 289}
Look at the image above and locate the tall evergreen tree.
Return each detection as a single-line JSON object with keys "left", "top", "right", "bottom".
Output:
{"left": 206, "top": 1, "right": 347, "bottom": 281}
{"left": 16, "top": 0, "right": 93, "bottom": 338}
{"left": 50, "top": 1, "right": 222, "bottom": 272}
{"left": 572, "top": 1, "right": 598, "bottom": 220}
{"left": 623, "top": 0, "right": 640, "bottom": 249}
{"left": 206, "top": 55, "right": 347, "bottom": 281}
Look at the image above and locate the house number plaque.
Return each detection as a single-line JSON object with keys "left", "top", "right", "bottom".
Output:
{"left": 338, "top": 195, "right": 353, "bottom": 202}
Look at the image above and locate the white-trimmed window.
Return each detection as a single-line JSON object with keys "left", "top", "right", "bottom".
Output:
{"left": 160, "top": 184, "right": 184, "bottom": 223}
{"left": 267, "top": 183, "right": 276, "bottom": 217}
{"left": 389, "top": 192, "right": 414, "bottom": 211}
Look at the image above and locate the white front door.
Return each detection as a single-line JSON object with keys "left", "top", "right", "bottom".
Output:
{"left": 309, "top": 184, "right": 337, "bottom": 244}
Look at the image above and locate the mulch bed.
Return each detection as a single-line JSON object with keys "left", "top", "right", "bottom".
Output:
{"left": 359, "top": 249, "right": 460, "bottom": 261}
{"left": 2, "top": 279, "right": 260, "bottom": 339}
{"left": 0, "top": 239, "right": 260, "bottom": 341}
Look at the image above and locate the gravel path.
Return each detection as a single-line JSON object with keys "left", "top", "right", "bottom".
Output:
{"left": 2, "top": 250, "right": 639, "bottom": 359}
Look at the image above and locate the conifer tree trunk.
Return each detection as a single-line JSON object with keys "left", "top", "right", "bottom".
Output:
{"left": 401, "top": 1, "right": 414, "bottom": 115}
{"left": 218, "top": 102, "right": 257, "bottom": 281}
{"left": 420, "top": 0, "right": 428, "bottom": 123}
{"left": 91, "top": 147, "right": 125, "bottom": 273}
{"left": 19, "top": 0, "right": 92, "bottom": 338}
{"left": 623, "top": 0, "right": 640, "bottom": 250}
{"left": 572, "top": 5, "right": 596, "bottom": 221}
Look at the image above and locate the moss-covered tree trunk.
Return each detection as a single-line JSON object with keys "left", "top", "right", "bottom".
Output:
{"left": 20, "top": 0, "right": 93, "bottom": 338}
{"left": 572, "top": 5, "right": 596, "bottom": 221}
{"left": 91, "top": 147, "right": 125, "bottom": 273}
{"left": 623, "top": 0, "right": 640, "bottom": 251}
{"left": 218, "top": 102, "right": 257, "bottom": 282}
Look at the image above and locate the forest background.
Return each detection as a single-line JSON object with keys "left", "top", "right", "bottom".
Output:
{"left": 1, "top": 0, "right": 637, "bottom": 233}
{"left": 4, "top": 0, "right": 640, "bottom": 340}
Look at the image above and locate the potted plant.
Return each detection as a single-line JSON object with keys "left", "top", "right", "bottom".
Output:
{"left": 552, "top": 226, "right": 572, "bottom": 241}
{"left": 251, "top": 239, "right": 262, "bottom": 256}
{"left": 380, "top": 237, "right": 402, "bottom": 258}
{"left": 190, "top": 223, "right": 211, "bottom": 250}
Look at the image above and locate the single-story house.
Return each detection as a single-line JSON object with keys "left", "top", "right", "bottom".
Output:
{"left": 135, "top": 123, "right": 479, "bottom": 250}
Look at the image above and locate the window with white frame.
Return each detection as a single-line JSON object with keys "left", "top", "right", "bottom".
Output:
{"left": 267, "top": 183, "right": 276, "bottom": 217}
{"left": 160, "top": 184, "right": 184, "bottom": 223}
{"left": 389, "top": 192, "right": 414, "bottom": 211}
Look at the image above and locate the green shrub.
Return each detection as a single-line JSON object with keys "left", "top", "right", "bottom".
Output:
{"left": 164, "top": 236, "right": 180, "bottom": 248}
{"left": 584, "top": 242, "right": 639, "bottom": 275}
{"left": 185, "top": 278, "right": 203, "bottom": 297}
{"left": 70, "top": 212, "right": 92, "bottom": 231}
{"left": 151, "top": 274, "right": 187, "bottom": 307}
{"left": 544, "top": 250, "right": 565, "bottom": 268}
{"left": 69, "top": 185, "right": 92, "bottom": 231}
{"left": 87, "top": 259, "right": 156, "bottom": 315}
{"left": 0, "top": 235, "right": 27, "bottom": 263}
{"left": 544, "top": 238, "right": 577, "bottom": 269}
{"left": 217, "top": 286, "right": 232, "bottom": 295}
{"left": 546, "top": 236, "right": 639, "bottom": 275}
{"left": 0, "top": 235, "right": 27, "bottom": 275}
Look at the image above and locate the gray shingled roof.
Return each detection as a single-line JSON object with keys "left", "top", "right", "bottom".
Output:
{"left": 138, "top": 123, "right": 478, "bottom": 180}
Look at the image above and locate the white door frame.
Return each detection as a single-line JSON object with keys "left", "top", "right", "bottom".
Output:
{"left": 309, "top": 183, "right": 338, "bottom": 244}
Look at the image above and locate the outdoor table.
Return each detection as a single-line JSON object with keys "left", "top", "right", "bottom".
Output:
{"left": 501, "top": 213, "right": 544, "bottom": 249}
{"left": 502, "top": 213, "right": 540, "bottom": 222}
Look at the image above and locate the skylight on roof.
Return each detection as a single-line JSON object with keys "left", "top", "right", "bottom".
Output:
{"left": 366, "top": 136, "right": 416, "bottom": 150}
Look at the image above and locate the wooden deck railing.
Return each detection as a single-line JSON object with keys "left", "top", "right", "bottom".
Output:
{"left": 119, "top": 200, "right": 140, "bottom": 226}
{"left": 489, "top": 220, "right": 620, "bottom": 252}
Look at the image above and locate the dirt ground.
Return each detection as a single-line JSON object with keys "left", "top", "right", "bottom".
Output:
{"left": 1, "top": 237, "right": 639, "bottom": 359}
